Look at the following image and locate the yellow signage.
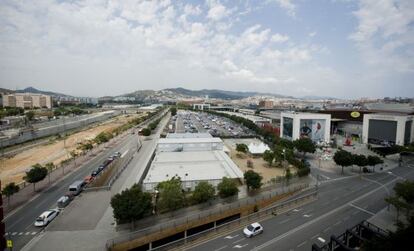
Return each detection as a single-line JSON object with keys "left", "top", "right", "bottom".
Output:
{"left": 7, "top": 239, "right": 13, "bottom": 248}
{"left": 350, "top": 111, "right": 360, "bottom": 118}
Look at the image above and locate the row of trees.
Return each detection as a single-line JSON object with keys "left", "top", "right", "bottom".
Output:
{"left": 333, "top": 149, "right": 384, "bottom": 174}
{"left": 2, "top": 162, "right": 56, "bottom": 203}
{"left": 111, "top": 176, "right": 242, "bottom": 224}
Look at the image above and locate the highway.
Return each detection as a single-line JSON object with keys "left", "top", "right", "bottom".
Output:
{"left": 186, "top": 163, "right": 414, "bottom": 251}
{"left": 3, "top": 111, "right": 167, "bottom": 250}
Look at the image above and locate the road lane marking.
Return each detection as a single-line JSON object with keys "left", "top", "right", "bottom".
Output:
{"left": 317, "top": 237, "right": 326, "bottom": 243}
{"left": 251, "top": 176, "right": 401, "bottom": 251}
{"left": 31, "top": 232, "right": 37, "bottom": 235}
{"left": 233, "top": 238, "right": 246, "bottom": 244}
{"left": 333, "top": 221, "right": 341, "bottom": 226}
{"left": 214, "top": 245, "right": 228, "bottom": 251}
{"left": 11, "top": 232, "right": 17, "bottom": 235}
{"left": 225, "top": 234, "right": 239, "bottom": 239}
{"left": 233, "top": 244, "right": 248, "bottom": 248}
{"left": 311, "top": 234, "right": 319, "bottom": 239}
{"left": 18, "top": 232, "right": 23, "bottom": 235}
{"left": 280, "top": 219, "right": 290, "bottom": 224}
{"left": 348, "top": 204, "right": 374, "bottom": 216}
{"left": 293, "top": 208, "right": 301, "bottom": 212}
{"left": 303, "top": 214, "right": 312, "bottom": 218}
{"left": 297, "top": 241, "right": 307, "bottom": 247}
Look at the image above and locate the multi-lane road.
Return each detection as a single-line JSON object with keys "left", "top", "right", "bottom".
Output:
{"left": 185, "top": 163, "right": 414, "bottom": 251}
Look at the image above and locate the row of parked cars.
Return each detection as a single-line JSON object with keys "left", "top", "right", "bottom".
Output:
{"left": 34, "top": 151, "right": 122, "bottom": 227}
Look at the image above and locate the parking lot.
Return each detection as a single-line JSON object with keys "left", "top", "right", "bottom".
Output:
{"left": 174, "top": 110, "right": 254, "bottom": 137}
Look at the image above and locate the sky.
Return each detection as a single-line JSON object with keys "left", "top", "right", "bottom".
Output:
{"left": 0, "top": 0, "right": 413, "bottom": 98}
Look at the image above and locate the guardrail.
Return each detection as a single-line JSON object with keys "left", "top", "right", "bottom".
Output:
{"left": 106, "top": 183, "right": 313, "bottom": 250}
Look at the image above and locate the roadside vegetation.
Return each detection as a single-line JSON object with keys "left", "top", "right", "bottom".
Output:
{"left": 333, "top": 149, "right": 384, "bottom": 174}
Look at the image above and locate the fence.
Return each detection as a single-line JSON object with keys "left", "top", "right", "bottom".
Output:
{"left": 106, "top": 183, "right": 313, "bottom": 250}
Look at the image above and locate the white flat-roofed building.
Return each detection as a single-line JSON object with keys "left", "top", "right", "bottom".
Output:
{"left": 281, "top": 112, "right": 331, "bottom": 143}
{"left": 157, "top": 137, "right": 223, "bottom": 153}
{"left": 142, "top": 150, "right": 243, "bottom": 192}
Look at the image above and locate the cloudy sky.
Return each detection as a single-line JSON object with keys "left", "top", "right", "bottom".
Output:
{"left": 0, "top": 0, "right": 413, "bottom": 98}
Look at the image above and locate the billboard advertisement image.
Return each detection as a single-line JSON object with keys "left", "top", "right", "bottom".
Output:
{"left": 283, "top": 117, "right": 293, "bottom": 139}
{"left": 299, "top": 119, "right": 325, "bottom": 142}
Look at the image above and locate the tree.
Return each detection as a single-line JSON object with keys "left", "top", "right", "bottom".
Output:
{"left": 297, "top": 167, "right": 311, "bottom": 177}
{"left": 333, "top": 150, "right": 354, "bottom": 174}
{"left": 25, "top": 111, "right": 35, "bottom": 121}
{"left": 45, "top": 162, "right": 55, "bottom": 184}
{"left": 157, "top": 177, "right": 186, "bottom": 212}
{"left": 293, "top": 138, "right": 316, "bottom": 159}
{"left": 2, "top": 182, "right": 20, "bottom": 203}
{"left": 217, "top": 177, "right": 239, "bottom": 198}
{"left": 353, "top": 154, "right": 368, "bottom": 173}
{"left": 24, "top": 164, "right": 48, "bottom": 191}
{"left": 279, "top": 138, "right": 294, "bottom": 150}
{"left": 192, "top": 181, "right": 215, "bottom": 204}
{"left": 244, "top": 170, "right": 263, "bottom": 190}
{"left": 94, "top": 132, "right": 111, "bottom": 144}
{"left": 285, "top": 168, "right": 292, "bottom": 185}
{"left": 263, "top": 150, "right": 274, "bottom": 167}
{"left": 170, "top": 107, "right": 177, "bottom": 116}
{"left": 110, "top": 184, "right": 152, "bottom": 225}
{"left": 142, "top": 128, "right": 151, "bottom": 136}
{"left": 367, "top": 155, "right": 384, "bottom": 172}
{"left": 236, "top": 143, "right": 248, "bottom": 153}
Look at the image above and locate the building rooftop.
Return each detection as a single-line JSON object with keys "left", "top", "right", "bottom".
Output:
{"left": 143, "top": 150, "right": 243, "bottom": 184}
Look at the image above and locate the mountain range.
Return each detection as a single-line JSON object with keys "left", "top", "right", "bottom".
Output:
{"left": 0, "top": 86, "right": 336, "bottom": 100}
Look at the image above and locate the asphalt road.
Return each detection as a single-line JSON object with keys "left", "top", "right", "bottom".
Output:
{"left": 4, "top": 133, "right": 138, "bottom": 250}
{"left": 187, "top": 164, "right": 414, "bottom": 251}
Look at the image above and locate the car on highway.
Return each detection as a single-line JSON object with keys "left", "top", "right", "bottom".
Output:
{"left": 34, "top": 209, "right": 59, "bottom": 227}
{"left": 68, "top": 180, "right": 84, "bottom": 196}
{"left": 243, "top": 222, "right": 263, "bottom": 238}
{"left": 57, "top": 195, "right": 71, "bottom": 209}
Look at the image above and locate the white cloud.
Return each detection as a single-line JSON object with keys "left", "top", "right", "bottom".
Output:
{"left": 0, "top": 0, "right": 342, "bottom": 97}
{"left": 272, "top": 0, "right": 296, "bottom": 17}
{"left": 271, "top": 33, "right": 289, "bottom": 43}
{"left": 349, "top": 0, "right": 414, "bottom": 73}
{"left": 308, "top": 32, "right": 317, "bottom": 37}
{"left": 207, "top": 0, "right": 230, "bottom": 21}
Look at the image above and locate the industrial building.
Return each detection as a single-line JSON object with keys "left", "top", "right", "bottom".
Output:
{"left": 143, "top": 133, "right": 243, "bottom": 192}
{"left": 281, "top": 112, "right": 331, "bottom": 143}
{"left": 362, "top": 113, "right": 413, "bottom": 146}
{"left": 2, "top": 93, "right": 52, "bottom": 109}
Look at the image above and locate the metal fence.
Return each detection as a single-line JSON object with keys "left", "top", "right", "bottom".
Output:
{"left": 106, "top": 183, "right": 313, "bottom": 250}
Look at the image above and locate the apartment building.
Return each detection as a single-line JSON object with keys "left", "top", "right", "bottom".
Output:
{"left": 2, "top": 93, "right": 53, "bottom": 109}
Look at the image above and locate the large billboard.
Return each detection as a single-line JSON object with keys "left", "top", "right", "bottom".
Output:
{"left": 283, "top": 117, "right": 293, "bottom": 139}
{"left": 368, "top": 119, "right": 397, "bottom": 145}
{"left": 299, "top": 119, "right": 325, "bottom": 142}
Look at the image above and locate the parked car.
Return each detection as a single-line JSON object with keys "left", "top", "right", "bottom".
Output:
{"left": 68, "top": 180, "right": 84, "bottom": 196}
{"left": 114, "top": 151, "right": 121, "bottom": 157}
{"left": 34, "top": 209, "right": 59, "bottom": 227}
{"left": 91, "top": 170, "right": 99, "bottom": 177}
{"left": 243, "top": 222, "right": 263, "bottom": 238}
{"left": 83, "top": 175, "right": 94, "bottom": 185}
{"left": 57, "top": 195, "right": 71, "bottom": 209}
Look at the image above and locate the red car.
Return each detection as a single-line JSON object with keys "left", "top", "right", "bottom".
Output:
{"left": 83, "top": 175, "right": 94, "bottom": 185}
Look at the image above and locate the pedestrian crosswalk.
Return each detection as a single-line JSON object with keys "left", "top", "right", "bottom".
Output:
{"left": 5, "top": 231, "right": 37, "bottom": 236}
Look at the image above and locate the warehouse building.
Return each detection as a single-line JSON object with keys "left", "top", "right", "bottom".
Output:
{"left": 143, "top": 133, "right": 243, "bottom": 192}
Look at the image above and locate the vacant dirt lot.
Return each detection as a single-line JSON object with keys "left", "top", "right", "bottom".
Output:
{"left": 0, "top": 114, "right": 142, "bottom": 187}
{"left": 224, "top": 140, "right": 297, "bottom": 183}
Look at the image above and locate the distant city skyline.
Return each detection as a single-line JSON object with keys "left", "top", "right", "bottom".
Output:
{"left": 1, "top": 0, "right": 413, "bottom": 98}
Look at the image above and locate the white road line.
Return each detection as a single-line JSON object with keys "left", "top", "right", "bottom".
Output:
{"left": 311, "top": 234, "right": 319, "bottom": 239}
{"left": 297, "top": 241, "right": 307, "bottom": 247}
{"left": 25, "top": 232, "right": 31, "bottom": 235}
{"left": 233, "top": 238, "right": 246, "bottom": 244}
{"left": 317, "top": 237, "right": 326, "bottom": 243}
{"left": 303, "top": 214, "right": 312, "bottom": 218}
{"left": 348, "top": 203, "right": 375, "bottom": 216}
{"left": 214, "top": 245, "right": 228, "bottom": 251}
{"left": 251, "top": 177, "right": 401, "bottom": 251}
{"left": 280, "top": 218, "right": 290, "bottom": 224}
{"left": 120, "top": 150, "right": 129, "bottom": 158}
{"left": 293, "top": 208, "right": 301, "bottom": 212}
{"left": 225, "top": 234, "right": 239, "bottom": 239}
{"left": 31, "top": 232, "right": 37, "bottom": 235}
{"left": 333, "top": 221, "right": 342, "bottom": 226}
{"left": 18, "top": 232, "right": 23, "bottom": 235}
{"left": 234, "top": 244, "right": 248, "bottom": 248}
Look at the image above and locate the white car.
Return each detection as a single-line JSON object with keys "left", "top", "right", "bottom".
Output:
{"left": 34, "top": 209, "right": 59, "bottom": 227}
{"left": 243, "top": 222, "right": 263, "bottom": 238}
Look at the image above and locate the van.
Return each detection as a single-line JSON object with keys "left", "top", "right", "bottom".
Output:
{"left": 68, "top": 180, "right": 84, "bottom": 196}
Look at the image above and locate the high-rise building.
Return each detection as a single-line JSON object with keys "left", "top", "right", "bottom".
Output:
{"left": 2, "top": 93, "right": 52, "bottom": 109}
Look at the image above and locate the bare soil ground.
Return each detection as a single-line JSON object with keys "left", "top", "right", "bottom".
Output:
{"left": 0, "top": 114, "right": 141, "bottom": 187}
